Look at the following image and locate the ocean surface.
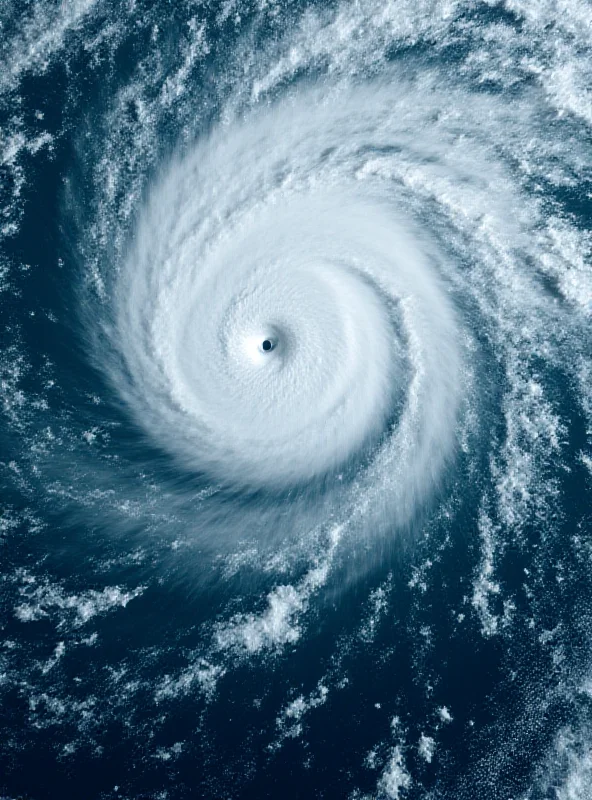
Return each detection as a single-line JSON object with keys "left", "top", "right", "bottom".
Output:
{"left": 1, "top": 2, "right": 591, "bottom": 798}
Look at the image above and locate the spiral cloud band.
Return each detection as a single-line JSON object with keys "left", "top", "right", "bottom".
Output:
{"left": 114, "top": 86, "right": 462, "bottom": 506}
{"left": 2, "top": 1, "right": 592, "bottom": 798}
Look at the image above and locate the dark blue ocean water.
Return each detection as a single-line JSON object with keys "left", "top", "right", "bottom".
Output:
{"left": 1, "top": 2, "right": 591, "bottom": 799}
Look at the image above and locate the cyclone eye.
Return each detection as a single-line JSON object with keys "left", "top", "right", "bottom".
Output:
{"left": 261, "top": 339, "right": 273, "bottom": 352}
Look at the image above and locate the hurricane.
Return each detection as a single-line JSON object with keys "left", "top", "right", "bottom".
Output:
{"left": 1, "top": 1, "right": 591, "bottom": 799}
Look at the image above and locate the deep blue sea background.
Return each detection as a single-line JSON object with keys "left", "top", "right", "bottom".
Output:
{"left": 1, "top": 2, "right": 592, "bottom": 799}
